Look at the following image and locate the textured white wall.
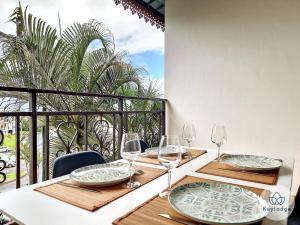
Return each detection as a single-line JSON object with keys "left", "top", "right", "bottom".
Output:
{"left": 165, "top": 0, "right": 300, "bottom": 193}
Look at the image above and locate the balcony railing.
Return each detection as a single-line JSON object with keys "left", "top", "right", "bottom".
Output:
{"left": 0, "top": 86, "right": 166, "bottom": 190}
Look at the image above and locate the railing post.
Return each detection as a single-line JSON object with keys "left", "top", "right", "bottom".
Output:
{"left": 143, "top": 112, "right": 147, "bottom": 142}
{"left": 112, "top": 114, "right": 116, "bottom": 160}
{"left": 42, "top": 115, "right": 49, "bottom": 181}
{"left": 15, "top": 116, "right": 20, "bottom": 188}
{"left": 161, "top": 100, "right": 166, "bottom": 135}
{"left": 117, "top": 97, "right": 124, "bottom": 159}
{"left": 84, "top": 114, "right": 88, "bottom": 151}
{"left": 29, "top": 91, "right": 38, "bottom": 184}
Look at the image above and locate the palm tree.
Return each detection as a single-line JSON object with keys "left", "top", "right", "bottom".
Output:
{"left": 0, "top": 4, "right": 144, "bottom": 102}
{"left": 119, "top": 78, "right": 163, "bottom": 146}
{"left": 0, "top": 4, "right": 162, "bottom": 175}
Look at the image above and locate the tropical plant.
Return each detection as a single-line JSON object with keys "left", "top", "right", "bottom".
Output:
{"left": 0, "top": 4, "right": 162, "bottom": 176}
{"left": 0, "top": 213, "right": 5, "bottom": 225}
{"left": 119, "top": 78, "right": 163, "bottom": 146}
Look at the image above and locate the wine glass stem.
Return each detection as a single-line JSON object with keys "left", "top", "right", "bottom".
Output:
{"left": 187, "top": 141, "right": 192, "bottom": 159}
{"left": 217, "top": 144, "right": 221, "bottom": 163}
{"left": 168, "top": 168, "right": 172, "bottom": 192}
{"left": 129, "top": 161, "right": 133, "bottom": 184}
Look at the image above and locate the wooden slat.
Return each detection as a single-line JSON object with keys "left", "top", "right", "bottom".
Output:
{"left": 5, "top": 221, "right": 19, "bottom": 225}
{"left": 137, "top": 149, "right": 206, "bottom": 166}
{"left": 196, "top": 156, "right": 279, "bottom": 185}
{"left": 34, "top": 165, "right": 166, "bottom": 211}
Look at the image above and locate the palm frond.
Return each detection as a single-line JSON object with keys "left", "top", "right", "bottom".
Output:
{"left": 0, "top": 4, "right": 162, "bottom": 171}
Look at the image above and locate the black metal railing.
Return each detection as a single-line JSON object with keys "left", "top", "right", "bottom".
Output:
{"left": 0, "top": 86, "right": 166, "bottom": 189}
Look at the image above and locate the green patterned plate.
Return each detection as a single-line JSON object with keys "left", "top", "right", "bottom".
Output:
{"left": 70, "top": 162, "right": 131, "bottom": 187}
{"left": 144, "top": 147, "right": 186, "bottom": 158}
{"left": 168, "top": 181, "right": 269, "bottom": 225}
{"left": 222, "top": 154, "right": 282, "bottom": 171}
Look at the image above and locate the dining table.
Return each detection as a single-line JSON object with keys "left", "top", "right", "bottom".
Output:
{"left": 0, "top": 148, "right": 294, "bottom": 225}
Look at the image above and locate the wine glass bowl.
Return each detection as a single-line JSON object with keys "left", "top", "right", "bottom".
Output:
{"left": 122, "top": 140, "right": 140, "bottom": 161}
{"left": 211, "top": 126, "right": 227, "bottom": 163}
{"left": 120, "top": 133, "right": 141, "bottom": 188}
{"left": 158, "top": 146, "right": 181, "bottom": 169}
{"left": 158, "top": 135, "right": 181, "bottom": 198}
{"left": 182, "top": 123, "right": 196, "bottom": 159}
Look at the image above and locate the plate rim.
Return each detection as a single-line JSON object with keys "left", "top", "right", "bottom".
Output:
{"left": 69, "top": 162, "right": 131, "bottom": 186}
{"left": 168, "top": 181, "right": 269, "bottom": 225}
{"left": 221, "top": 154, "right": 283, "bottom": 171}
{"left": 144, "top": 147, "right": 186, "bottom": 158}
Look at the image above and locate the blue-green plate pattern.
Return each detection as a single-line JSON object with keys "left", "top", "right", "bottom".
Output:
{"left": 168, "top": 181, "right": 269, "bottom": 225}
{"left": 222, "top": 154, "right": 282, "bottom": 171}
{"left": 70, "top": 162, "right": 131, "bottom": 187}
{"left": 144, "top": 147, "right": 186, "bottom": 158}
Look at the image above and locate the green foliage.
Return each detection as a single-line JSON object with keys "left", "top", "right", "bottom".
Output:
{"left": 2, "top": 132, "right": 42, "bottom": 173}
{"left": 3, "top": 134, "right": 15, "bottom": 149}
{"left": 0, "top": 4, "right": 162, "bottom": 174}
{"left": 17, "top": 131, "right": 42, "bottom": 173}
{"left": 0, "top": 213, "right": 4, "bottom": 224}
{"left": 6, "top": 171, "right": 27, "bottom": 179}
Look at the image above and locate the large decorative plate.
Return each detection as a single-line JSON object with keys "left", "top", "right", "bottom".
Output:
{"left": 70, "top": 162, "right": 131, "bottom": 187}
{"left": 143, "top": 147, "right": 186, "bottom": 158}
{"left": 168, "top": 182, "right": 269, "bottom": 225}
{"left": 221, "top": 154, "right": 282, "bottom": 171}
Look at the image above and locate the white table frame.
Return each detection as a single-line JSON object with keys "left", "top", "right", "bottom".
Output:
{"left": 0, "top": 148, "right": 294, "bottom": 225}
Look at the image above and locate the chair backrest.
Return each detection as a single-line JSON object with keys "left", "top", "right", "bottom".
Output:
{"left": 295, "top": 186, "right": 300, "bottom": 209}
{"left": 52, "top": 151, "right": 106, "bottom": 178}
{"left": 288, "top": 186, "right": 300, "bottom": 225}
{"left": 139, "top": 140, "right": 149, "bottom": 153}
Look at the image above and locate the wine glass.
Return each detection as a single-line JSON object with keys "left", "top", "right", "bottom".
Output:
{"left": 182, "top": 123, "right": 196, "bottom": 159}
{"left": 120, "top": 133, "right": 141, "bottom": 188}
{"left": 211, "top": 126, "right": 227, "bottom": 163}
{"left": 158, "top": 135, "right": 181, "bottom": 198}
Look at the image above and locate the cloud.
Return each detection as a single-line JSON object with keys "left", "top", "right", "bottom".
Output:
{"left": 0, "top": 0, "right": 164, "bottom": 55}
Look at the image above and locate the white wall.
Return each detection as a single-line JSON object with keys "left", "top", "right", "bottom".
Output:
{"left": 165, "top": 0, "right": 300, "bottom": 193}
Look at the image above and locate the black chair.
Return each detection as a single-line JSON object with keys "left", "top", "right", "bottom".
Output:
{"left": 52, "top": 151, "right": 106, "bottom": 178}
{"left": 139, "top": 140, "right": 149, "bottom": 153}
{"left": 288, "top": 186, "right": 300, "bottom": 225}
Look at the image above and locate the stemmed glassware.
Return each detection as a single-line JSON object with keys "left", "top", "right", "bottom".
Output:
{"left": 211, "top": 126, "right": 227, "bottom": 163}
{"left": 120, "top": 133, "right": 141, "bottom": 188}
{"left": 158, "top": 135, "right": 181, "bottom": 198}
{"left": 182, "top": 123, "right": 196, "bottom": 159}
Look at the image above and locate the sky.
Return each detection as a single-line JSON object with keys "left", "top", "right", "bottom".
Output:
{"left": 0, "top": 0, "right": 164, "bottom": 89}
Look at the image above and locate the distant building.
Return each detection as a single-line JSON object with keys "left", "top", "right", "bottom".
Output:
{"left": 0, "top": 117, "right": 15, "bottom": 134}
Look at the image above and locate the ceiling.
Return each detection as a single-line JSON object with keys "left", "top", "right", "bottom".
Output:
{"left": 142, "top": 0, "right": 165, "bottom": 16}
{"left": 114, "top": 0, "right": 165, "bottom": 30}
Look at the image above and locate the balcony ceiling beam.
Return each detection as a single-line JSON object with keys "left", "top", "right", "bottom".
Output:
{"left": 114, "top": 0, "right": 165, "bottom": 31}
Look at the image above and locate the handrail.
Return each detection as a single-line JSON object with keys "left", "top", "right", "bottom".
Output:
{"left": 0, "top": 86, "right": 166, "bottom": 101}
{"left": 0, "top": 85, "right": 166, "bottom": 190}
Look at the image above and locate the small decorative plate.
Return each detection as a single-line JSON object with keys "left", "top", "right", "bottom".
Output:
{"left": 144, "top": 147, "right": 186, "bottom": 158}
{"left": 168, "top": 181, "right": 269, "bottom": 225}
{"left": 221, "top": 154, "right": 282, "bottom": 171}
{"left": 70, "top": 162, "right": 131, "bottom": 187}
